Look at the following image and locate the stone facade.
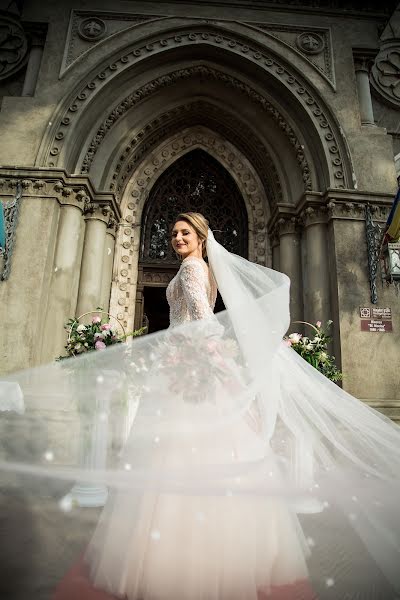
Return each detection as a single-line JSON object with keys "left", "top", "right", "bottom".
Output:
{"left": 0, "top": 1, "right": 399, "bottom": 418}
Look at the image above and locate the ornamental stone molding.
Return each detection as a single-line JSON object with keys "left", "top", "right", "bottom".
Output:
{"left": 142, "top": 271, "right": 175, "bottom": 285}
{"left": 109, "top": 127, "right": 270, "bottom": 328}
{"left": 244, "top": 23, "right": 335, "bottom": 88}
{"left": 41, "top": 24, "right": 351, "bottom": 190}
{"left": 61, "top": 10, "right": 164, "bottom": 75}
{"left": 106, "top": 100, "right": 283, "bottom": 209}
{"left": 0, "top": 168, "right": 120, "bottom": 218}
{"left": 371, "top": 46, "right": 400, "bottom": 107}
{"left": 79, "top": 66, "right": 313, "bottom": 192}
{"left": 0, "top": 11, "right": 29, "bottom": 80}
{"left": 268, "top": 191, "right": 393, "bottom": 239}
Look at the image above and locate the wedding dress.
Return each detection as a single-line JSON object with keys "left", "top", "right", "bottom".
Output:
{"left": 85, "top": 256, "right": 311, "bottom": 600}
{"left": 2, "top": 231, "right": 400, "bottom": 600}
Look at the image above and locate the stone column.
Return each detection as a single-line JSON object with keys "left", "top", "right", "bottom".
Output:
{"left": 302, "top": 206, "right": 331, "bottom": 327}
{"left": 22, "top": 42, "right": 43, "bottom": 97}
{"left": 76, "top": 204, "right": 110, "bottom": 318}
{"left": 271, "top": 232, "right": 280, "bottom": 272}
{"left": 99, "top": 217, "right": 117, "bottom": 314}
{"left": 354, "top": 54, "right": 375, "bottom": 126}
{"left": 277, "top": 216, "right": 303, "bottom": 327}
{"left": 40, "top": 194, "right": 85, "bottom": 361}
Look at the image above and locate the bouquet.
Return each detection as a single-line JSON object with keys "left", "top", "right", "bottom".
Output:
{"left": 57, "top": 309, "right": 146, "bottom": 360}
{"left": 285, "top": 320, "right": 342, "bottom": 382}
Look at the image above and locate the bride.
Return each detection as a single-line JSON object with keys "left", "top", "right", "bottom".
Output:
{"left": 3, "top": 212, "right": 400, "bottom": 599}
{"left": 82, "top": 213, "right": 314, "bottom": 600}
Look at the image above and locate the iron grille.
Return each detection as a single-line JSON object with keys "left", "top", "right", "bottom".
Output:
{"left": 141, "top": 149, "right": 248, "bottom": 262}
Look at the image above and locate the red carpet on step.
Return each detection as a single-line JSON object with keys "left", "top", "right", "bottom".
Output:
{"left": 52, "top": 559, "right": 317, "bottom": 600}
{"left": 52, "top": 558, "right": 120, "bottom": 600}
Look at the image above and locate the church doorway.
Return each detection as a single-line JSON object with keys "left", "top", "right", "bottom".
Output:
{"left": 135, "top": 148, "right": 248, "bottom": 332}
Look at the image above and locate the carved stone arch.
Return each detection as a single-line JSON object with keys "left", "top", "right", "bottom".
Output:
{"left": 103, "top": 99, "right": 285, "bottom": 211}
{"left": 109, "top": 127, "right": 270, "bottom": 332}
{"left": 37, "top": 20, "right": 354, "bottom": 191}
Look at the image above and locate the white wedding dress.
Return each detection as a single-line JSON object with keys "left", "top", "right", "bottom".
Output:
{"left": 2, "top": 231, "right": 400, "bottom": 600}
{"left": 85, "top": 257, "right": 311, "bottom": 600}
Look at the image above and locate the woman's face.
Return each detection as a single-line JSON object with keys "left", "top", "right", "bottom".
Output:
{"left": 171, "top": 220, "right": 202, "bottom": 259}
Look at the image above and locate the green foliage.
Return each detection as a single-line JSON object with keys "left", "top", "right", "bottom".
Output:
{"left": 285, "top": 320, "right": 342, "bottom": 382}
{"left": 57, "top": 309, "right": 146, "bottom": 360}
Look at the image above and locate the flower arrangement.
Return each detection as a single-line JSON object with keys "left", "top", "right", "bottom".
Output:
{"left": 129, "top": 332, "right": 243, "bottom": 404}
{"left": 57, "top": 309, "right": 146, "bottom": 360}
{"left": 285, "top": 320, "right": 342, "bottom": 382}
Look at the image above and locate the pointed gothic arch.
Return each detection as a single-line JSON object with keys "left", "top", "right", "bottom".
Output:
{"left": 133, "top": 148, "right": 249, "bottom": 331}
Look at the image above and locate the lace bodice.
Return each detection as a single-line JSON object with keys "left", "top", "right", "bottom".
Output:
{"left": 166, "top": 257, "right": 217, "bottom": 328}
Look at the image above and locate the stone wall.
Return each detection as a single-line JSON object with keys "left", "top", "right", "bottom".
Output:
{"left": 0, "top": 1, "right": 399, "bottom": 416}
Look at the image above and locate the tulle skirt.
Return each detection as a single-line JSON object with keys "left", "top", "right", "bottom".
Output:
{"left": 85, "top": 417, "right": 311, "bottom": 600}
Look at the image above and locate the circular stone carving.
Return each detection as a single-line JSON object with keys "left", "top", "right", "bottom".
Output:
{"left": 78, "top": 17, "right": 106, "bottom": 41}
{"left": 371, "top": 49, "right": 400, "bottom": 107}
{"left": 296, "top": 32, "right": 324, "bottom": 55}
{"left": 0, "top": 13, "right": 28, "bottom": 80}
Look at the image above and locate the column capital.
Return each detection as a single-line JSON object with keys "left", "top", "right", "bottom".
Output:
{"left": 300, "top": 205, "right": 328, "bottom": 227}
{"left": 84, "top": 202, "right": 112, "bottom": 224}
{"left": 276, "top": 215, "right": 300, "bottom": 236}
{"left": 353, "top": 48, "right": 378, "bottom": 73}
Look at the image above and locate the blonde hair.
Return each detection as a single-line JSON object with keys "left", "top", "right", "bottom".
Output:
{"left": 175, "top": 212, "right": 209, "bottom": 258}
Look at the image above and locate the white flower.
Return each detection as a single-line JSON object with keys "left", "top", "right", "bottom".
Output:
{"left": 306, "top": 343, "right": 313, "bottom": 350}
{"left": 320, "top": 351, "right": 328, "bottom": 362}
{"left": 94, "top": 332, "right": 104, "bottom": 339}
{"left": 76, "top": 324, "right": 86, "bottom": 332}
{"left": 289, "top": 333, "right": 302, "bottom": 343}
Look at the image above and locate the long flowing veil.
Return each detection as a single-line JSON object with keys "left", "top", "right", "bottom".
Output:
{"left": 1, "top": 229, "right": 400, "bottom": 598}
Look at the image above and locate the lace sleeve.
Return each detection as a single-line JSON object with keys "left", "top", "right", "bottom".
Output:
{"left": 180, "top": 259, "right": 214, "bottom": 322}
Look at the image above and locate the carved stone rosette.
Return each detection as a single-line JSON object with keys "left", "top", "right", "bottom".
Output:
{"left": 0, "top": 12, "right": 28, "bottom": 80}
{"left": 371, "top": 47, "right": 400, "bottom": 108}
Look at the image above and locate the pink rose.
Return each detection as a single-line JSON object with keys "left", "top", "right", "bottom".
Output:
{"left": 95, "top": 340, "right": 106, "bottom": 350}
{"left": 285, "top": 339, "right": 292, "bottom": 347}
{"left": 92, "top": 316, "right": 101, "bottom": 324}
{"left": 316, "top": 321, "right": 322, "bottom": 328}
{"left": 101, "top": 323, "right": 112, "bottom": 331}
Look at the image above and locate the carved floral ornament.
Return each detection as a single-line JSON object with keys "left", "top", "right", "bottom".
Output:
{"left": 0, "top": 13, "right": 28, "bottom": 80}
{"left": 42, "top": 28, "right": 349, "bottom": 189}
{"left": 296, "top": 32, "right": 325, "bottom": 55}
{"left": 371, "top": 47, "right": 400, "bottom": 107}
{"left": 78, "top": 17, "right": 107, "bottom": 42}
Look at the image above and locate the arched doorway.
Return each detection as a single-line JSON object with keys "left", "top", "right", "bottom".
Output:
{"left": 135, "top": 149, "right": 248, "bottom": 332}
